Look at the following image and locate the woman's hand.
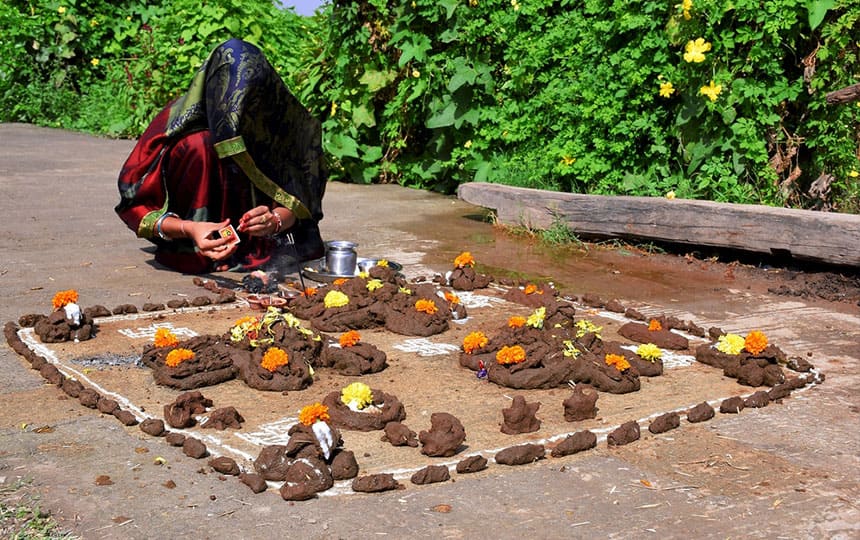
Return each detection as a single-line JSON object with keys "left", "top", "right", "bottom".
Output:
{"left": 184, "top": 219, "right": 238, "bottom": 261}
{"left": 238, "top": 205, "right": 293, "bottom": 237}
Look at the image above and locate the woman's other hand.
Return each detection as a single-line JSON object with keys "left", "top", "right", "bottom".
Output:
{"left": 185, "top": 219, "right": 238, "bottom": 261}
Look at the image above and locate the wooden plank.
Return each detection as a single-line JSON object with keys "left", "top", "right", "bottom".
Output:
{"left": 826, "top": 82, "right": 860, "bottom": 105}
{"left": 457, "top": 182, "right": 860, "bottom": 267}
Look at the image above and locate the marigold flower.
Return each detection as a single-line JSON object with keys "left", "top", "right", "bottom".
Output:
{"left": 339, "top": 330, "right": 361, "bottom": 348}
{"left": 377, "top": 259, "right": 389, "bottom": 267}
{"left": 52, "top": 289, "right": 79, "bottom": 310}
{"left": 562, "top": 340, "right": 580, "bottom": 358}
{"left": 527, "top": 306, "right": 546, "bottom": 329}
{"left": 463, "top": 331, "right": 489, "bottom": 353}
{"left": 648, "top": 319, "right": 663, "bottom": 331}
{"left": 497, "top": 345, "right": 527, "bottom": 365}
{"left": 324, "top": 290, "right": 350, "bottom": 308}
{"left": 415, "top": 299, "right": 438, "bottom": 314}
{"left": 153, "top": 328, "right": 179, "bottom": 348}
{"left": 303, "top": 287, "right": 318, "bottom": 297}
{"left": 716, "top": 333, "right": 745, "bottom": 355}
{"left": 636, "top": 343, "right": 663, "bottom": 362}
{"left": 683, "top": 38, "right": 711, "bottom": 63}
{"left": 366, "top": 279, "right": 384, "bottom": 292}
{"left": 165, "top": 348, "right": 195, "bottom": 367}
{"left": 744, "top": 330, "right": 768, "bottom": 355}
{"left": 260, "top": 347, "right": 289, "bottom": 372}
{"left": 333, "top": 278, "right": 348, "bottom": 286}
{"left": 524, "top": 284, "right": 543, "bottom": 295}
{"left": 605, "top": 353, "right": 631, "bottom": 372}
{"left": 508, "top": 316, "right": 526, "bottom": 328}
{"left": 398, "top": 286, "right": 412, "bottom": 295}
{"left": 444, "top": 291, "right": 460, "bottom": 304}
{"left": 659, "top": 81, "right": 675, "bottom": 98}
{"left": 298, "top": 403, "right": 330, "bottom": 426}
{"left": 230, "top": 316, "right": 260, "bottom": 343}
{"left": 700, "top": 80, "right": 722, "bottom": 102}
{"left": 454, "top": 252, "right": 475, "bottom": 268}
{"left": 575, "top": 319, "right": 602, "bottom": 339}
{"left": 341, "top": 382, "right": 374, "bottom": 410}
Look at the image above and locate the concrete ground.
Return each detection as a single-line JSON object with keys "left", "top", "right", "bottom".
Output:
{"left": 0, "top": 123, "right": 858, "bottom": 539}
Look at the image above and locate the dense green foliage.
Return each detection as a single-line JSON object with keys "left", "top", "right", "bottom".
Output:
{"left": 2, "top": 0, "right": 858, "bottom": 211}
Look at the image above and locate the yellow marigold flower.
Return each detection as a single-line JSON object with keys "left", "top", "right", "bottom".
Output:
{"left": 648, "top": 319, "right": 663, "bottom": 331}
{"left": 497, "top": 344, "right": 526, "bottom": 365}
{"left": 333, "top": 278, "right": 348, "bottom": 286}
{"left": 298, "top": 403, "right": 330, "bottom": 426}
{"left": 562, "top": 340, "right": 580, "bottom": 358}
{"left": 716, "top": 333, "right": 745, "bottom": 355}
{"left": 636, "top": 343, "right": 663, "bottom": 362}
{"left": 165, "top": 348, "right": 195, "bottom": 368}
{"left": 444, "top": 291, "right": 460, "bottom": 304}
{"left": 415, "top": 299, "right": 438, "bottom": 314}
{"left": 377, "top": 259, "right": 389, "bottom": 267}
{"left": 683, "top": 38, "right": 711, "bottom": 63}
{"left": 454, "top": 252, "right": 475, "bottom": 268}
{"left": 700, "top": 80, "right": 722, "bottom": 102}
{"left": 659, "top": 81, "right": 675, "bottom": 98}
{"left": 324, "top": 290, "right": 350, "bottom": 308}
{"left": 153, "top": 328, "right": 179, "bottom": 348}
{"left": 339, "top": 330, "right": 361, "bottom": 348}
{"left": 527, "top": 306, "right": 546, "bottom": 329}
{"left": 744, "top": 330, "right": 768, "bottom": 355}
{"left": 52, "top": 289, "right": 79, "bottom": 310}
{"left": 575, "top": 319, "right": 602, "bottom": 339}
{"left": 605, "top": 353, "right": 631, "bottom": 372}
{"left": 90, "top": 58, "right": 100, "bottom": 66}
{"left": 366, "top": 279, "right": 384, "bottom": 292}
{"left": 463, "top": 331, "right": 488, "bottom": 353}
{"left": 261, "top": 347, "right": 289, "bottom": 372}
{"left": 341, "top": 382, "right": 373, "bottom": 410}
{"left": 508, "top": 316, "right": 526, "bottom": 328}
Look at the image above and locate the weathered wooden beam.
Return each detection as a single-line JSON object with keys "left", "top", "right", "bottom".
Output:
{"left": 826, "top": 82, "right": 860, "bottom": 105}
{"left": 457, "top": 182, "right": 860, "bottom": 267}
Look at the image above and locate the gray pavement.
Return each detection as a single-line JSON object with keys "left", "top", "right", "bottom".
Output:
{"left": 1, "top": 123, "right": 858, "bottom": 539}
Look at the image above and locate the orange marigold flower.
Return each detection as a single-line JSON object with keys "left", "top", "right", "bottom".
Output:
{"left": 648, "top": 319, "right": 663, "bottom": 331}
{"left": 463, "top": 331, "right": 488, "bottom": 353}
{"left": 298, "top": 402, "right": 330, "bottom": 426}
{"left": 497, "top": 345, "right": 527, "bottom": 365}
{"left": 233, "top": 316, "right": 258, "bottom": 327}
{"left": 165, "top": 348, "right": 195, "bottom": 367}
{"left": 508, "top": 316, "right": 526, "bottom": 328}
{"left": 454, "top": 252, "right": 475, "bottom": 268}
{"left": 153, "top": 327, "right": 179, "bottom": 348}
{"left": 339, "top": 330, "right": 361, "bottom": 348}
{"left": 605, "top": 353, "right": 631, "bottom": 372}
{"left": 333, "top": 278, "right": 348, "bottom": 286}
{"left": 523, "top": 284, "right": 543, "bottom": 295}
{"left": 744, "top": 330, "right": 768, "bottom": 355}
{"left": 415, "top": 299, "right": 438, "bottom": 314}
{"left": 304, "top": 287, "right": 318, "bottom": 297}
{"left": 52, "top": 289, "right": 79, "bottom": 310}
{"left": 444, "top": 291, "right": 460, "bottom": 304}
{"left": 261, "top": 347, "right": 289, "bottom": 372}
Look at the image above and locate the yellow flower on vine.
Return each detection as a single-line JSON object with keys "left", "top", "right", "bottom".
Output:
{"left": 659, "top": 81, "right": 675, "bottom": 98}
{"left": 683, "top": 38, "right": 711, "bottom": 63}
{"left": 700, "top": 80, "right": 722, "bottom": 102}
{"left": 561, "top": 155, "right": 576, "bottom": 166}
{"left": 330, "top": 101, "right": 338, "bottom": 117}
{"left": 90, "top": 18, "right": 99, "bottom": 27}
{"left": 849, "top": 170, "right": 859, "bottom": 178}
{"left": 680, "top": 0, "right": 693, "bottom": 19}
{"left": 90, "top": 58, "right": 100, "bottom": 66}
{"left": 58, "top": 6, "right": 67, "bottom": 14}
